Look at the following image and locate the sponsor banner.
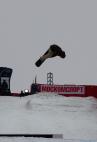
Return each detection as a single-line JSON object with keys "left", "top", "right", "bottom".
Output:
{"left": 38, "top": 84, "right": 85, "bottom": 95}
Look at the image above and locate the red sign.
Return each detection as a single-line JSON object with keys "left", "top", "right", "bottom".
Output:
{"left": 38, "top": 84, "right": 85, "bottom": 95}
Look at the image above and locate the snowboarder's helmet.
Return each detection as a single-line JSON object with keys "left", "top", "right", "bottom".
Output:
{"left": 60, "top": 51, "right": 66, "bottom": 58}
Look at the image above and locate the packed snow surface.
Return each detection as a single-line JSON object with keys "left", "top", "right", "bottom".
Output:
{"left": 0, "top": 93, "right": 97, "bottom": 142}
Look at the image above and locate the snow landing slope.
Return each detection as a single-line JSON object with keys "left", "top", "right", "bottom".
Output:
{"left": 0, "top": 93, "right": 97, "bottom": 141}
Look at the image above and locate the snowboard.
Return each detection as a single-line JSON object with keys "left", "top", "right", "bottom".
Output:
{"left": 35, "top": 58, "right": 45, "bottom": 67}
{"left": 35, "top": 50, "right": 49, "bottom": 67}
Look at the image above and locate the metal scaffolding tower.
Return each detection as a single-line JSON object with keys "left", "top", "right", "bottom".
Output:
{"left": 47, "top": 72, "right": 53, "bottom": 85}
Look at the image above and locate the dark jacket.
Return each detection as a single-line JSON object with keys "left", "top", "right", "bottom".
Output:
{"left": 50, "top": 44, "right": 66, "bottom": 58}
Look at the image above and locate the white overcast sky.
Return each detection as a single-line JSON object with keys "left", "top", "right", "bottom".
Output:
{"left": 0, "top": 0, "right": 97, "bottom": 92}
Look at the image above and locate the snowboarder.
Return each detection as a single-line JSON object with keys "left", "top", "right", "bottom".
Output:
{"left": 35, "top": 44, "right": 66, "bottom": 67}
